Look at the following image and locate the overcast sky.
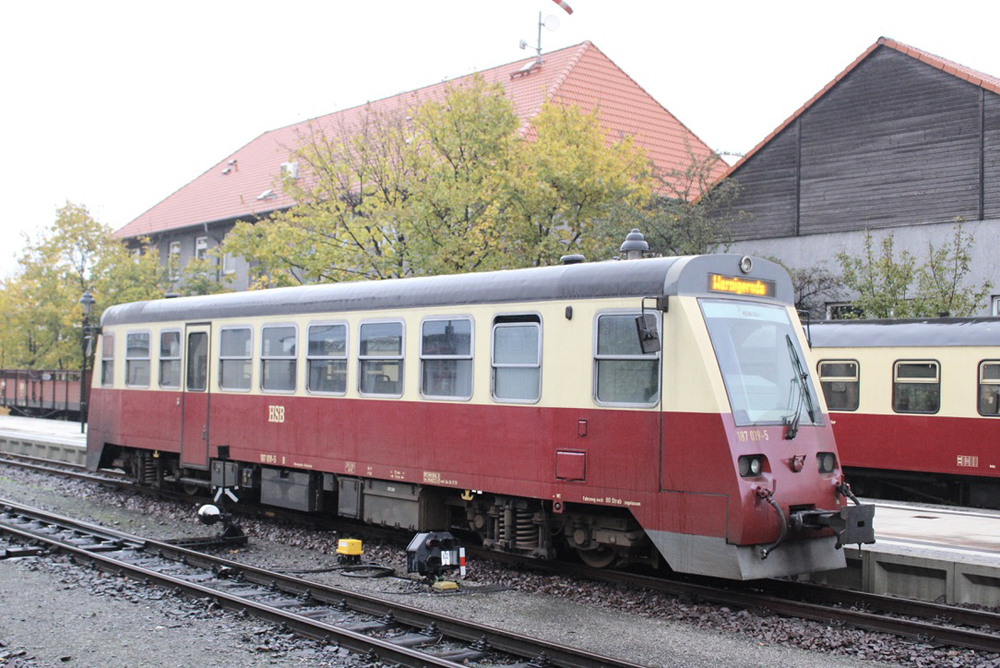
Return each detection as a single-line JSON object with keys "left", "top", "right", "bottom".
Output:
{"left": 3, "top": 0, "right": 998, "bottom": 278}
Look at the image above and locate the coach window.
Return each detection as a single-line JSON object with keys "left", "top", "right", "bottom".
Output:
{"left": 125, "top": 332, "right": 151, "bottom": 387}
{"left": 359, "top": 321, "right": 404, "bottom": 396}
{"left": 307, "top": 323, "right": 347, "bottom": 394}
{"left": 421, "top": 318, "right": 473, "bottom": 400}
{"left": 978, "top": 362, "right": 1000, "bottom": 416}
{"left": 261, "top": 325, "right": 297, "bottom": 393}
{"left": 892, "top": 360, "right": 940, "bottom": 414}
{"left": 818, "top": 360, "right": 859, "bottom": 411}
{"left": 159, "top": 331, "right": 182, "bottom": 389}
{"left": 594, "top": 313, "right": 659, "bottom": 405}
{"left": 492, "top": 315, "right": 541, "bottom": 403}
{"left": 101, "top": 333, "right": 115, "bottom": 387}
{"left": 219, "top": 327, "right": 252, "bottom": 391}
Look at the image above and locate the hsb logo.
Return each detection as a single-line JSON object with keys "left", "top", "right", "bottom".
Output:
{"left": 268, "top": 405, "right": 285, "bottom": 423}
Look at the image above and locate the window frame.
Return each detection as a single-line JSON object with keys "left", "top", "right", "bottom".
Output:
{"left": 124, "top": 330, "right": 151, "bottom": 388}
{"left": 222, "top": 252, "right": 236, "bottom": 275}
{"left": 218, "top": 326, "right": 253, "bottom": 392}
{"left": 306, "top": 321, "right": 349, "bottom": 396}
{"left": 491, "top": 314, "right": 542, "bottom": 404}
{"left": 260, "top": 323, "right": 298, "bottom": 394}
{"left": 158, "top": 329, "right": 182, "bottom": 389}
{"left": 419, "top": 316, "right": 474, "bottom": 401}
{"left": 978, "top": 359, "right": 1000, "bottom": 417}
{"left": 168, "top": 240, "right": 182, "bottom": 280}
{"left": 592, "top": 310, "right": 661, "bottom": 407}
{"left": 817, "top": 359, "right": 860, "bottom": 412}
{"left": 194, "top": 236, "right": 208, "bottom": 261}
{"left": 101, "top": 333, "right": 115, "bottom": 387}
{"left": 358, "top": 319, "right": 405, "bottom": 398}
{"left": 892, "top": 359, "right": 940, "bottom": 414}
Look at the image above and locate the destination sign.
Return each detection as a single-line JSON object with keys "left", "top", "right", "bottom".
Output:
{"left": 708, "top": 273, "right": 776, "bottom": 298}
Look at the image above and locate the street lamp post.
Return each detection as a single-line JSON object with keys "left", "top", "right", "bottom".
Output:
{"left": 79, "top": 290, "right": 95, "bottom": 434}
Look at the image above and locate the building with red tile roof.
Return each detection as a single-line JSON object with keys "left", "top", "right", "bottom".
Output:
{"left": 118, "top": 42, "right": 723, "bottom": 289}
{"left": 719, "top": 37, "right": 1000, "bottom": 317}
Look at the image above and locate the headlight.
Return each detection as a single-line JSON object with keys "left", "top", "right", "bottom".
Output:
{"left": 738, "top": 455, "right": 765, "bottom": 477}
{"left": 817, "top": 452, "right": 837, "bottom": 474}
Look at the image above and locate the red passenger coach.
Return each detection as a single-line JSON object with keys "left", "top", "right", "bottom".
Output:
{"left": 87, "top": 255, "right": 873, "bottom": 580}
{"left": 810, "top": 318, "right": 1000, "bottom": 508}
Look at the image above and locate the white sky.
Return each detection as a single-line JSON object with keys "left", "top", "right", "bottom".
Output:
{"left": 3, "top": 0, "right": 998, "bottom": 278}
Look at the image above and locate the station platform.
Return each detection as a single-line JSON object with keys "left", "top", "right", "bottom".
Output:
{"left": 0, "top": 414, "right": 86, "bottom": 466}
{"left": 814, "top": 502, "right": 1000, "bottom": 606}
{"left": 0, "top": 415, "right": 997, "bottom": 604}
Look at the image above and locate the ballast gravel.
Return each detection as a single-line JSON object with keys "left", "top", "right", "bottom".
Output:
{"left": 0, "top": 465, "right": 994, "bottom": 667}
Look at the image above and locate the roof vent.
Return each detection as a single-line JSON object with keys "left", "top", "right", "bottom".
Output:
{"left": 560, "top": 254, "right": 585, "bottom": 265}
{"left": 511, "top": 60, "right": 540, "bottom": 79}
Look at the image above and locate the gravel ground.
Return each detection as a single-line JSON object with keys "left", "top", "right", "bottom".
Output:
{"left": 0, "top": 465, "right": 994, "bottom": 667}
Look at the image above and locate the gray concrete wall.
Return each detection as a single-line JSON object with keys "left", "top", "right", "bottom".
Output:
{"left": 722, "top": 218, "right": 1000, "bottom": 317}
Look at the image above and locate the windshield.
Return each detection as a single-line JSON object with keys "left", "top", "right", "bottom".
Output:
{"left": 700, "top": 300, "right": 822, "bottom": 428}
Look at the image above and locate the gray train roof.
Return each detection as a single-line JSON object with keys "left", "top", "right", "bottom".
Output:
{"left": 100, "top": 254, "right": 794, "bottom": 327}
{"left": 809, "top": 317, "right": 1000, "bottom": 348}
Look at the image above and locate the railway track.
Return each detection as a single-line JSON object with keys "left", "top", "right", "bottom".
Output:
{"left": 0, "top": 497, "right": 639, "bottom": 668}
{"left": 3, "top": 451, "right": 1000, "bottom": 658}
{"left": 489, "top": 553, "right": 1000, "bottom": 655}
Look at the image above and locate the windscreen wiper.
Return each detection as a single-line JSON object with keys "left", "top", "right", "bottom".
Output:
{"left": 783, "top": 334, "right": 815, "bottom": 440}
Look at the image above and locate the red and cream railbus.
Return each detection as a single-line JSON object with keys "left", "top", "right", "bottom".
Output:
{"left": 87, "top": 254, "right": 873, "bottom": 580}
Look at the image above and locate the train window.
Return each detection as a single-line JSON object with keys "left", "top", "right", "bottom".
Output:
{"left": 261, "top": 325, "right": 297, "bottom": 393}
{"left": 892, "top": 361, "right": 940, "bottom": 414}
{"left": 492, "top": 315, "right": 541, "bottom": 403}
{"left": 420, "top": 318, "right": 473, "bottom": 400}
{"left": 818, "top": 360, "right": 859, "bottom": 411}
{"left": 359, "top": 321, "right": 404, "bottom": 396}
{"left": 594, "top": 313, "right": 659, "bottom": 405}
{"left": 159, "top": 331, "right": 182, "bottom": 389}
{"left": 219, "top": 327, "right": 252, "bottom": 391}
{"left": 978, "top": 361, "right": 1000, "bottom": 416}
{"left": 307, "top": 323, "right": 347, "bottom": 395}
{"left": 101, "top": 334, "right": 115, "bottom": 387}
{"left": 700, "top": 300, "right": 822, "bottom": 427}
{"left": 125, "top": 332, "right": 151, "bottom": 387}
{"left": 186, "top": 332, "right": 208, "bottom": 392}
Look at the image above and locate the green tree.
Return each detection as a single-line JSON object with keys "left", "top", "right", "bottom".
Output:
{"left": 0, "top": 203, "right": 171, "bottom": 369}
{"left": 598, "top": 144, "right": 738, "bottom": 258}
{"left": 764, "top": 257, "right": 841, "bottom": 320}
{"left": 914, "top": 224, "right": 992, "bottom": 317}
{"left": 836, "top": 226, "right": 991, "bottom": 318}
{"left": 223, "top": 77, "right": 653, "bottom": 284}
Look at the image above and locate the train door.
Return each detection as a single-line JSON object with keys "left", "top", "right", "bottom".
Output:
{"left": 181, "top": 324, "right": 211, "bottom": 469}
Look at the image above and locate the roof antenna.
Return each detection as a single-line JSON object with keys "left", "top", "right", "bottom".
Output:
{"left": 519, "top": 10, "right": 564, "bottom": 64}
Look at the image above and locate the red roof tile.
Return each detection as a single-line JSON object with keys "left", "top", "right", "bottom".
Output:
{"left": 117, "top": 42, "right": 722, "bottom": 239}
{"left": 722, "top": 37, "right": 1000, "bottom": 179}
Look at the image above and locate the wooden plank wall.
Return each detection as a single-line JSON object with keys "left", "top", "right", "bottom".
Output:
{"left": 727, "top": 47, "right": 998, "bottom": 241}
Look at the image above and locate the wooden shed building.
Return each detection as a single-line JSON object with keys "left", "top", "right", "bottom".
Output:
{"left": 721, "top": 37, "right": 1000, "bottom": 317}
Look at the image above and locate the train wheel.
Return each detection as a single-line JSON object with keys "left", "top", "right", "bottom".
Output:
{"left": 182, "top": 483, "right": 201, "bottom": 496}
{"left": 576, "top": 545, "right": 616, "bottom": 568}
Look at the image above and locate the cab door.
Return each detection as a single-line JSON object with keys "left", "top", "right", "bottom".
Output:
{"left": 181, "top": 324, "right": 211, "bottom": 469}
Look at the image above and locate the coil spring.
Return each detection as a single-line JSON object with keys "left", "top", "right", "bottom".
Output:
{"left": 139, "top": 453, "right": 157, "bottom": 485}
{"left": 514, "top": 510, "right": 538, "bottom": 549}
